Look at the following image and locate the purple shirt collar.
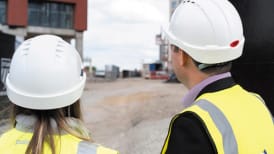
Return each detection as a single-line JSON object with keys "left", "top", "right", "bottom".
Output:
{"left": 182, "top": 72, "right": 232, "bottom": 108}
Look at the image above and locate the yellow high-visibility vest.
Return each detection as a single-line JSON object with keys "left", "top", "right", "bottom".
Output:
{"left": 0, "top": 128, "right": 118, "bottom": 154}
{"left": 162, "top": 85, "right": 274, "bottom": 154}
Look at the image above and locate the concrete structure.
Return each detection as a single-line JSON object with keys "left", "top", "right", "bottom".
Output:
{"left": 167, "top": 0, "right": 182, "bottom": 73}
{"left": 169, "top": 0, "right": 182, "bottom": 18}
{"left": 0, "top": 0, "right": 87, "bottom": 95}
{"left": 155, "top": 33, "right": 169, "bottom": 72}
{"left": 155, "top": 0, "right": 182, "bottom": 75}
{"left": 105, "top": 65, "right": 120, "bottom": 80}
{"left": 0, "top": 0, "right": 87, "bottom": 55}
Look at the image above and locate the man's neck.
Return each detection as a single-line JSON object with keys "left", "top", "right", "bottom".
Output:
{"left": 186, "top": 72, "right": 210, "bottom": 89}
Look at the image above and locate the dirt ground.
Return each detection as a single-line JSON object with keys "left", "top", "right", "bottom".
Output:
{"left": 82, "top": 78, "right": 187, "bottom": 154}
{"left": 0, "top": 77, "right": 188, "bottom": 154}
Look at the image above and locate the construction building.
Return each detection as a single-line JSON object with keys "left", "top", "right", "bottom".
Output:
{"left": 0, "top": 0, "right": 87, "bottom": 95}
{"left": 169, "top": 0, "right": 182, "bottom": 17}
{"left": 155, "top": 0, "right": 181, "bottom": 75}
{"left": 155, "top": 33, "right": 168, "bottom": 72}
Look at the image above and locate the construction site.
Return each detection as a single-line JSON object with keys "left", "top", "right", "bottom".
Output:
{"left": 1, "top": 0, "right": 274, "bottom": 153}
{"left": 0, "top": 77, "right": 186, "bottom": 154}
{"left": 83, "top": 78, "right": 186, "bottom": 153}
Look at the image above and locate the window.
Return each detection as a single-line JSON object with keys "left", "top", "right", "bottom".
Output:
{"left": 0, "top": 0, "right": 6, "bottom": 24}
{"left": 28, "top": 1, "right": 74, "bottom": 29}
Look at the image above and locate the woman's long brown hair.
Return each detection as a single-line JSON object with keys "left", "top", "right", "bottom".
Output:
{"left": 10, "top": 100, "right": 90, "bottom": 154}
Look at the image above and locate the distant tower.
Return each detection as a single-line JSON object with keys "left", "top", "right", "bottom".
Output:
{"left": 169, "top": 0, "right": 182, "bottom": 18}
{"left": 155, "top": 0, "right": 182, "bottom": 74}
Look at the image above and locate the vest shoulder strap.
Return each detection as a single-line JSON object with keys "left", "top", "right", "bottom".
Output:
{"left": 250, "top": 92, "right": 274, "bottom": 123}
{"left": 184, "top": 99, "right": 238, "bottom": 154}
{"left": 77, "top": 141, "right": 118, "bottom": 154}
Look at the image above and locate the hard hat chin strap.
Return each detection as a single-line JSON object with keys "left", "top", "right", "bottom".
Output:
{"left": 198, "top": 62, "right": 230, "bottom": 71}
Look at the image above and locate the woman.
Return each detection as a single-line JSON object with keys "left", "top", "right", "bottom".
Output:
{"left": 0, "top": 35, "right": 118, "bottom": 154}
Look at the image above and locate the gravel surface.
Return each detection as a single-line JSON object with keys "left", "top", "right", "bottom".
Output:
{"left": 82, "top": 78, "right": 187, "bottom": 154}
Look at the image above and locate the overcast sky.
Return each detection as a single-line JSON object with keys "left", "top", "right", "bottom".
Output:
{"left": 83, "top": 0, "right": 169, "bottom": 70}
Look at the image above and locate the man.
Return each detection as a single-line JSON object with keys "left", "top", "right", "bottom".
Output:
{"left": 161, "top": 0, "right": 274, "bottom": 153}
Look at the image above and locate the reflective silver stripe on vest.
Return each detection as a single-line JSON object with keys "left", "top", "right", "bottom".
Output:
{"left": 196, "top": 99, "right": 238, "bottom": 154}
{"left": 78, "top": 141, "right": 98, "bottom": 154}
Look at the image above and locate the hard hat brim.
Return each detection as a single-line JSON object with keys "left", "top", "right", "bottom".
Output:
{"left": 6, "top": 73, "right": 86, "bottom": 110}
{"left": 164, "top": 25, "right": 245, "bottom": 64}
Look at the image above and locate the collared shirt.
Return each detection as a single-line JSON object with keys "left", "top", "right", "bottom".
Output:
{"left": 182, "top": 72, "right": 232, "bottom": 108}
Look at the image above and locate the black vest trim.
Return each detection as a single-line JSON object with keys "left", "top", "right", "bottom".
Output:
{"left": 196, "top": 77, "right": 236, "bottom": 99}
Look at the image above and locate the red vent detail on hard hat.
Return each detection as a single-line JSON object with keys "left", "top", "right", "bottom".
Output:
{"left": 230, "top": 40, "right": 239, "bottom": 47}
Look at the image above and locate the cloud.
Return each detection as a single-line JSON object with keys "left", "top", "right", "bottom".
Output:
{"left": 87, "top": 47, "right": 158, "bottom": 70}
{"left": 86, "top": 23, "right": 161, "bottom": 47}
{"left": 84, "top": 0, "right": 169, "bottom": 70}
{"left": 107, "top": 0, "right": 165, "bottom": 23}
{"left": 90, "top": 0, "right": 166, "bottom": 24}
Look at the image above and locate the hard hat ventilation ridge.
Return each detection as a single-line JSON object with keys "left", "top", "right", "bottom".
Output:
{"left": 56, "top": 40, "right": 66, "bottom": 53}
{"left": 165, "top": 0, "right": 244, "bottom": 64}
{"left": 6, "top": 35, "right": 86, "bottom": 110}
{"left": 182, "top": 0, "right": 196, "bottom": 4}
{"left": 20, "top": 40, "right": 32, "bottom": 56}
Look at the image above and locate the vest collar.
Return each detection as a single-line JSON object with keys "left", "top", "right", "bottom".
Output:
{"left": 196, "top": 77, "right": 236, "bottom": 99}
{"left": 182, "top": 72, "right": 232, "bottom": 108}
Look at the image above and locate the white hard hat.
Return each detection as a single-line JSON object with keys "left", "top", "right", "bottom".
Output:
{"left": 6, "top": 35, "right": 86, "bottom": 110}
{"left": 165, "top": 0, "right": 245, "bottom": 64}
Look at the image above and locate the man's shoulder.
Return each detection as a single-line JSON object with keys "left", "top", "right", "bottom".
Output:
{"left": 167, "top": 112, "right": 216, "bottom": 153}
{"left": 175, "top": 111, "right": 204, "bottom": 127}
